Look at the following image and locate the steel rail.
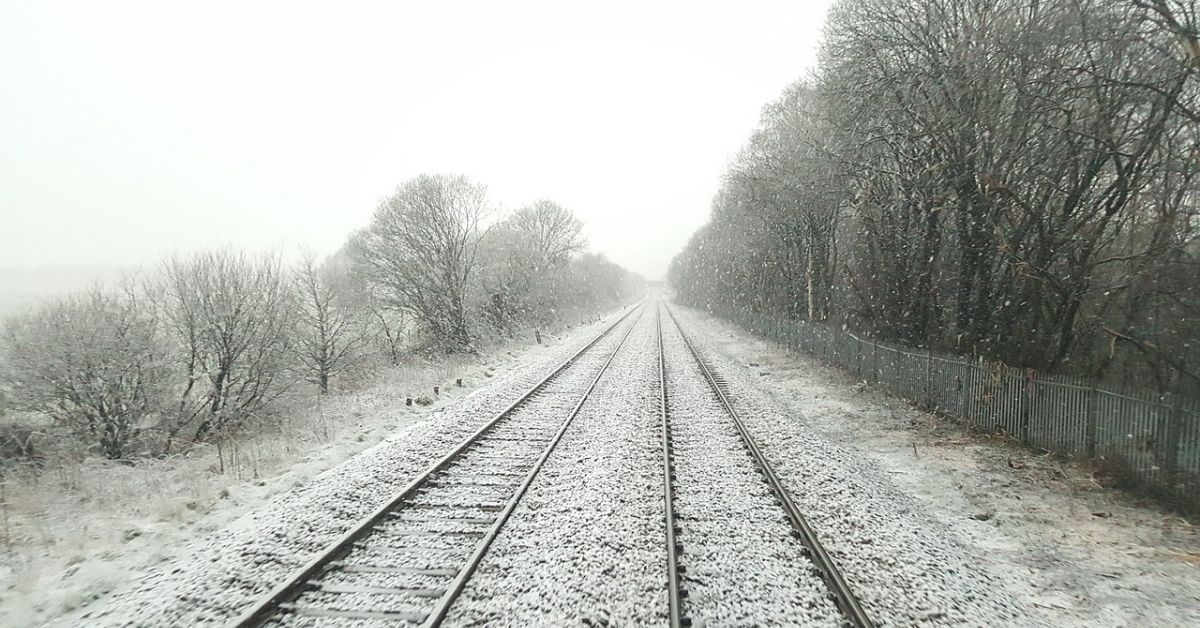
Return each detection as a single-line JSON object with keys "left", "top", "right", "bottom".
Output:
{"left": 656, "top": 304, "right": 686, "bottom": 628}
{"left": 229, "top": 301, "right": 646, "bottom": 628}
{"left": 662, "top": 302, "right": 875, "bottom": 628}
{"left": 421, "top": 304, "right": 644, "bottom": 626}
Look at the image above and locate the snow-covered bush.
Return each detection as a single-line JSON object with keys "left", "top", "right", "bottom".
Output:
{"left": 1, "top": 285, "right": 171, "bottom": 460}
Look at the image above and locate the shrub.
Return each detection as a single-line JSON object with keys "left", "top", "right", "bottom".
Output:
{"left": 1, "top": 285, "right": 170, "bottom": 460}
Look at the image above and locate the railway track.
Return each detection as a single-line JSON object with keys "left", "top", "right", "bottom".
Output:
{"left": 230, "top": 303, "right": 646, "bottom": 628}
{"left": 656, "top": 306, "right": 685, "bottom": 628}
{"left": 659, "top": 301, "right": 875, "bottom": 628}
{"left": 231, "top": 299, "right": 870, "bottom": 627}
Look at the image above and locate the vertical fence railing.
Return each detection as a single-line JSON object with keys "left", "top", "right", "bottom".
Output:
{"left": 708, "top": 304, "right": 1200, "bottom": 513}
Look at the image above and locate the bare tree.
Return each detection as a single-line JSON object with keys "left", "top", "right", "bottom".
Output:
{"left": 510, "top": 200, "right": 587, "bottom": 267}
{"left": 477, "top": 201, "right": 587, "bottom": 327}
{"left": 364, "top": 293, "right": 408, "bottom": 365}
{"left": 352, "top": 174, "right": 489, "bottom": 353}
{"left": 671, "top": 0, "right": 1200, "bottom": 394}
{"left": 159, "top": 251, "right": 295, "bottom": 444}
{"left": 1, "top": 283, "right": 170, "bottom": 459}
{"left": 319, "top": 244, "right": 410, "bottom": 366}
{"left": 725, "top": 82, "right": 845, "bottom": 321}
{"left": 293, "top": 252, "right": 366, "bottom": 393}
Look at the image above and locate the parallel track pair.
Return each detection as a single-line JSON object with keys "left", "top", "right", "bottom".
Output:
{"left": 233, "top": 300, "right": 872, "bottom": 627}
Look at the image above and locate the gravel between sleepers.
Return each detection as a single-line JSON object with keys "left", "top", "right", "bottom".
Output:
{"left": 661, "top": 309, "right": 842, "bottom": 628}
{"left": 272, "top": 350, "right": 622, "bottom": 627}
{"left": 60, "top": 308, "right": 642, "bottom": 628}
{"left": 444, "top": 307, "right": 667, "bottom": 627}
{"left": 671, "top": 305, "right": 1039, "bottom": 627}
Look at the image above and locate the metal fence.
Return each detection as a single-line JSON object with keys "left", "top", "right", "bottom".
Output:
{"left": 711, "top": 305, "right": 1200, "bottom": 513}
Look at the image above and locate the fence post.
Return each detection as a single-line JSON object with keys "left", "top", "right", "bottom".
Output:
{"left": 871, "top": 340, "right": 879, "bottom": 383}
{"left": 1161, "top": 393, "right": 1184, "bottom": 492}
{"left": 966, "top": 360, "right": 979, "bottom": 428}
{"left": 924, "top": 349, "right": 933, "bottom": 410}
{"left": 835, "top": 325, "right": 844, "bottom": 369}
{"left": 1020, "top": 370, "right": 1033, "bottom": 444}
{"left": 854, "top": 336, "right": 862, "bottom": 379}
{"left": 1084, "top": 385, "right": 1098, "bottom": 459}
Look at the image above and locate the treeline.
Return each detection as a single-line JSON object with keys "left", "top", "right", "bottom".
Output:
{"left": 670, "top": 0, "right": 1200, "bottom": 396}
{"left": 0, "top": 174, "right": 642, "bottom": 460}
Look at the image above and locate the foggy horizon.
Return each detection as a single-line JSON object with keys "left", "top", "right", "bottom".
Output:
{"left": 0, "top": 0, "right": 832, "bottom": 281}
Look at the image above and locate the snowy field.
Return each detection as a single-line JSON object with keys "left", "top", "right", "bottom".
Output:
{"left": 13, "top": 301, "right": 1197, "bottom": 627}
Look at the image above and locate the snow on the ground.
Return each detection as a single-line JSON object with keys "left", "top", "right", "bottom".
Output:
{"left": 672, "top": 304, "right": 1200, "bottom": 627}
{"left": 270, "top": 315, "right": 639, "bottom": 627}
{"left": 21, "top": 299, "right": 1196, "bottom": 627}
{"left": 445, "top": 308, "right": 668, "bottom": 626}
{"left": 660, "top": 310, "right": 841, "bottom": 627}
{"left": 33, "top": 310, "right": 637, "bottom": 628}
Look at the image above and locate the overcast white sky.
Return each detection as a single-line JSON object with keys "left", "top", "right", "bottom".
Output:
{"left": 0, "top": 0, "right": 832, "bottom": 280}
